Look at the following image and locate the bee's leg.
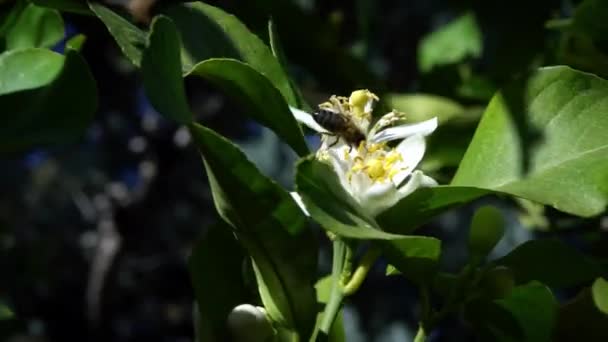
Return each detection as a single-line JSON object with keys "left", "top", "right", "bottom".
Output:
{"left": 326, "top": 134, "right": 340, "bottom": 148}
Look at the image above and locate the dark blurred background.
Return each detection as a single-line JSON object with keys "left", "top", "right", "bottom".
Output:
{"left": 1, "top": 0, "right": 606, "bottom": 341}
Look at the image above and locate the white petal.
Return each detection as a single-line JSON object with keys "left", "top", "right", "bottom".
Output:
{"left": 290, "top": 192, "right": 310, "bottom": 217}
{"left": 326, "top": 148, "right": 354, "bottom": 194}
{"left": 392, "top": 134, "right": 426, "bottom": 185}
{"left": 396, "top": 171, "right": 438, "bottom": 198}
{"left": 358, "top": 181, "right": 400, "bottom": 216}
{"left": 290, "top": 106, "right": 329, "bottom": 133}
{"left": 370, "top": 117, "right": 438, "bottom": 143}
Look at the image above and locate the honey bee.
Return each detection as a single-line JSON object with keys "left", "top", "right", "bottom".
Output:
{"left": 313, "top": 108, "right": 366, "bottom": 148}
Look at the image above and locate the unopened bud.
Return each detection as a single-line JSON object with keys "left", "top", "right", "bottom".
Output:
{"left": 227, "top": 304, "right": 274, "bottom": 342}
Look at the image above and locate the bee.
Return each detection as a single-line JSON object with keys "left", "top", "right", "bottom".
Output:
{"left": 313, "top": 108, "right": 366, "bottom": 148}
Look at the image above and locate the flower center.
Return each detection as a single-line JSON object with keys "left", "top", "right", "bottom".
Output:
{"left": 348, "top": 142, "right": 404, "bottom": 183}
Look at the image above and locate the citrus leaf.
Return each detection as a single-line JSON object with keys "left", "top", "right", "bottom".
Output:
{"left": 591, "top": 277, "right": 608, "bottom": 314}
{"left": 188, "top": 58, "right": 308, "bottom": 156}
{"left": 465, "top": 282, "right": 557, "bottom": 342}
{"left": 381, "top": 237, "right": 441, "bottom": 284}
{"left": 32, "top": 0, "right": 92, "bottom": 15}
{"left": 163, "top": 2, "right": 298, "bottom": 106}
{"left": 494, "top": 238, "right": 602, "bottom": 288}
{"left": 89, "top": 3, "right": 146, "bottom": 67}
{"left": 189, "top": 222, "right": 248, "bottom": 342}
{"left": 141, "top": 15, "right": 192, "bottom": 124}
{"left": 376, "top": 186, "right": 489, "bottom": 234}
{"left": 189, "top": 123, "right": 317, "bottom": 338}
{"left": 494, "top": 282, "right": 557, "bottom": 342}
{"left": 418, "top": 12, "right": 481, "bottom": 73}
{"left": 4, "top": 2, "right": 64, "bottom": 50}
{"left": 0, "top": 48, "right": 63, "bottom": 95}
{"left": 452, "top": 66, "right": 608, "bottom": 217}
{"left": 0, "top": 49, "right": 97, "bottom": 153}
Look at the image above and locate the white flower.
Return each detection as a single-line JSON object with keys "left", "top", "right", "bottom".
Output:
{"left": 291, "top": 90, "right": 438, "bottom": 217}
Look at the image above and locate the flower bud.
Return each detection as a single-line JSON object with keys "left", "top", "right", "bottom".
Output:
{"left": 227, "top": 304, "right": 274, "bottom": 342}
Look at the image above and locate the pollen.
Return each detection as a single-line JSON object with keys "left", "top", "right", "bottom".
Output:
{"left": 348, "top": 144, "right": 403, "bottom": 183}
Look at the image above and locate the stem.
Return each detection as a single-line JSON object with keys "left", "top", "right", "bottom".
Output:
{"left": 414, "top": 325, "right": 427, "bottom": 342}
{"left": 342, "top": 247, "right": 380, "bottom": 296}
{"left": 319, "top": 239, "right": 347, "bottom": 336}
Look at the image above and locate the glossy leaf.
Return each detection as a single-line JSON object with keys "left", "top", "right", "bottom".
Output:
{"left": 385, "top": 93, "right": 467, "bottom": 125}
{"left": 188, "top": 58, "right": 308, "bottom": 156}
{"left": 495, "top": 238, "right": 602, "bottom": 288}
{"left": 189, "top": 222, "right": 248, "bottom": 342}
{"left": 32, "top": 0, "right": 92, "bottom": 15}
{"left": 418, "top": 12, "right": 481, "bottom": 73}
{"left": 468, "top": 206, "right": 505, "bottom": 261}
{"left": 381, "top": 237, "right": 441, "bottom": 284}
{"left": 189, "top": 123, "right": 317, "bottom": 338}
{"left": 494, "top": 282, "right": 557, "bottom": 342}
{"left": 89, "top": 3, "right": 146, "bottom": 67}
{"left": 0, "top": 49, "right": 97, "bottom": 153}
{"left": 163, "top": 2, "right": 298, "bottom": 105}
{"left": 453, "top": 66, "right": 608, "bottom": 217}
{"left": 0, "top": 48, "right": 63, "bottom": 95}
{"left": 376, "top": 186, "right": 489, "bottom": 234}
{"left": 141, "top": 16, "right": 192, "bottom": 124}
{"left": 466, "top": 282, "right": 556, "bottom": 342}
{"left": 592, "top": 277, "right": 608, "bottom": 314}
{"left": 4, "top": 2, "right": 64, "bottom": 50}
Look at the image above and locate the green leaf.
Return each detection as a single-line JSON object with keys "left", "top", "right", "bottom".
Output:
{"left": 376, "top": 186, "right": 489, "bottom": 234}
{"left": 385, "top": 93, "right": 467, "bottom": 125}
{"left": 0, "top": 48, "right": 63, "bottom": 95}
{"left": 295, "top": 157, "right": 408, "bottom": 239}
{"left": 312, "top": 276, "right": 345, "bottom": 342}
{"left": 466, "top": 282, "right": 557, "bottom": 342}
{"left": 163, "top": 2, "right": 297, "bottom": 106}
{"left": 32, "top": 0, "right": 92, "bottom": 15}
{"left": 381, "top": 237, "right": 441, "bottom": 284}
{"left": 494, "top": 238, "right": 602, "bottom": 288}
{"left": 268, "top": 19, "right": 309, "bottom": 110}
{"left": 4, "top": 2, "right": 64, "bottom": 50}
{"left": 0, "top": 49, "right": 97, "bottom": 153}
{"left": 189, "top": 123, "right": 317, "bottom": 338}
{"left": 189, "top": 222, "right": 249, "bottom": 342}
{"left": 188, "top": 58, "right": 308, "bottom": 156}
{"left": 592, "top": 277, "right": 608, "bottom": 314}
{"left": 66, "top": 33, "right": 86, "bottom": 52}
{"left": 468, "top": 206, "right": 504, "bottom": 262}
{"left": 141, "top": 16, "right": 192, "bottom": 124}
{"left": 89, "top": 3, "right": 146, "bottom": 67}
{"left": 493, "top": 282, "right": 557, "bottom": 342}
{"left": 418, "top": 12, "right": 482, "bottom": 73}
{"left": 452, "top": 66, "right": 608, "bottom": 217}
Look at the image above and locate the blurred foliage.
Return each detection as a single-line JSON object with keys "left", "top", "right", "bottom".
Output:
{"left": 1, "top": 0, "right": 608, "bottom": 342}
